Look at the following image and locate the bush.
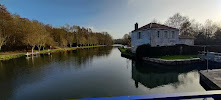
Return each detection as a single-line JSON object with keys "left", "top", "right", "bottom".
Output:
{"left": 206, "top": 45, "right": 221, "bottom": 53}
{"left": 136, "top": 44, "right": 204, "bottom": 59}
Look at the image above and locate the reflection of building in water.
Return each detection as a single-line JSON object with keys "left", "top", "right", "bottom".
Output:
{"left": 131, "top": 61, "right": 198, "bottom": 89}
{"left": 132, "top": 65, "right": 178, "bottom": 88}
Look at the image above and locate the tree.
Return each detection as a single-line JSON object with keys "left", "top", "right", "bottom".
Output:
{"left": 165, "top": 13, "right": 189, "bottom": 29}
{"left": 180, "top": 20, "right": 194, "bottom": 36}
{"left": 151, "top": 18, "right": 161, "bottom": 24}
{"left": 32, "top": 20, "right": 50, "bottom": 51}
{"left": 66, "top": 32, "right": 74, "bottom": 47}
{"left": 0, "top": 4, "right": 13, "bottom": 50}
{"left": 22, "top": 19, "right": 38, "bottom": 54}
{"left": 213, "top": 29, "right": 221, "bottom": 44}
{"left": 62, "top": 24, "right": 75, "bottom": 47}
{"left": 0, "top": 4, "right": 113, "bottom": 52}
{"left": 203, "top": 19, "right": 218, "bottom": 37}
{"left": 122, "top": 34, "right": 131, "bottom": 45}
{"left": 194, "top": 32, "right": 207, "bottom": 45}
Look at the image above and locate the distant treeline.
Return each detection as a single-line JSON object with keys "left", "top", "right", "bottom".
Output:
{"left": 162, "top": 13, "right": 221, "bottom": 45}
{"left": 0, "top": 4, "right": 113, "bottom": 51}
{"left": 114, "top": 34, "right": 131, "bottom": 45}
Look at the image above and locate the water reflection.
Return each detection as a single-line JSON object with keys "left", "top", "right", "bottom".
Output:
{"left": 0, "top": 46, "right": 112, "bottom": 100}
{"left": 131, "top": 61, "right": 202, "bottom": 90}
{"left": 0, "top": 47, "right": 215, "bottom": 100}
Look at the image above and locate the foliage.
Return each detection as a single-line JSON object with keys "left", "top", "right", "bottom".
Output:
{"left": 114, "top": 33, "right": 131, "bottom": 46}
{"left": 119, "top": 47, "right": 135, "bottom": 56}
{"left": 136, "top": 44, "right": 203, "bottom": 59}
{"left": 165, "top": 13, "right": 221, "bottom": 45}
{"left": 165, "top": 13, "right": 189, "bottom": 29}
{"left": 0, "top": 4, "right": 113, "bottom": 52}
{"left": 122, "top": 33, "right": 131, "bottom": 46}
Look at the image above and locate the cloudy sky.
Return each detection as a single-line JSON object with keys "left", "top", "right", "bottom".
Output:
{"left": 1, "top": 0, "right": 221, "bottom": 39}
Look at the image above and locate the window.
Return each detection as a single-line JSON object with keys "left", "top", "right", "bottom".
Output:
{"left": 172, "top": 31, "right": 175, "bottom": 38}
{"left": 157, "top": 31, "right": 160, "bottom": 38}
{"left": 138, "top": 32, "right": 141, "bottom": 39}
{"left": 164, "top": 31, "right": 168, "bottom": 38}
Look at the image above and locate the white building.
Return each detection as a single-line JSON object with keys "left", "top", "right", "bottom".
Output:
{"left": 131, "top": 23, "right": 194, "bottom": 53}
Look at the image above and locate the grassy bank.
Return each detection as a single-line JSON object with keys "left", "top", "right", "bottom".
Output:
{"left": 118, "top": 48, "right": 135, "bottom": 56}
{"left": 156, "top": 55, "right": 198, "bottom": 60}
{"left": 0, "top": 54, "right": 25, "bottom": 61}
{"left": 38, "top": 45, "right": 106, "bottom": 54}
{"left": 0, "top": 45, "right": 106, "bottom": 61}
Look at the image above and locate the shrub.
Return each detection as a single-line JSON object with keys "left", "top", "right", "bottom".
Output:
{"left": 136, "top": 44, "right": 204, "bottom": 59}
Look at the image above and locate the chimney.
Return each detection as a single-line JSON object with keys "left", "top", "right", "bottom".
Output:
{"left": 135, "top": 23, "right": 138, "bottom": 30}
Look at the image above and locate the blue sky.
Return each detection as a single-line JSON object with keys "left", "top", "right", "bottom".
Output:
{"left": 1, "top": 0, "right": 221, "bottom": 39}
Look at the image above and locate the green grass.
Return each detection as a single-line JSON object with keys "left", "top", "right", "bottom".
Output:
{"left": 157, "top": 55, "right": 198, "bottom": 60}
{"left": 0, "top": 54, "right": 25, "bottom": 60}
{"left": 38, "top": 45, "right": 106, "bottom": 54}
{"left": 119, "top": 48, "right": 127, "bottom": 53}
{"left": 119, "top": 48, "right": 135, "bottom": 56}
{"left": 0, "top": 45, "right": 106, "bottom": 61}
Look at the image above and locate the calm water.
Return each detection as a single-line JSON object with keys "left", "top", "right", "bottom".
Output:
{"left": 0, "top": 47, "right": 208, "bottom": 100}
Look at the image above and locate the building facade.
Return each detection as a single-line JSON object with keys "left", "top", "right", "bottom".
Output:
{"left": 131, "top": 23, "right": 194, "bottom": 53}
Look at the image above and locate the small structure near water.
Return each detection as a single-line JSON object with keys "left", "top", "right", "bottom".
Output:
{"left": 200, "top": 69, "right": 221, "bottom": 90}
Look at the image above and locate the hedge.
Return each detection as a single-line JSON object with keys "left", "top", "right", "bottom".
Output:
{"left": 136, "top": 44, "right": 204, "bottom": 59}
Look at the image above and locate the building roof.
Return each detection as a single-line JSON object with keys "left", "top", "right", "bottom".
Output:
{"left": 132, "top": 23, "right": 178, "bottom": 32}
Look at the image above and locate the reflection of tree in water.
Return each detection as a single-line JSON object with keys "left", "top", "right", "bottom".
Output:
{"left": 67, "top": 46, "right": 113, "bottom": 67}
{"left": 132, "top": 61, "right": 200, "bottom": 89}
{"left": 0, "top": 46, "right": 113, "bottom": 81}
{"left": 0, "top": 46, "right": 113, "bottom": 100}
{"left": 0, "top": 54, "right": 58, "bottom": 99}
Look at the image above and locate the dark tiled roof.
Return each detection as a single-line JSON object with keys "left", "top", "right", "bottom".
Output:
{"left": 132, "top": 23, "right": 178, "bottom": 32}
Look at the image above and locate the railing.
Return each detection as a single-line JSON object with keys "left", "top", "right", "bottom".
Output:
{"left": 198, "top": 52, "right": 221, "bottom": 62}
{"left": 68, "top": 90, "right": 221, "bottom": 100}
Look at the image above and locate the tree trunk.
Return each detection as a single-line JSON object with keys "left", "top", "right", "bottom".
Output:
{"left": 32, "top": 46, "right": 34, "bottom": 55}
{"left": 37, "top": 46, "right": 41, "bottom": 52}
{"left": 42, "top": 46, "right": 45, "bottom": 51}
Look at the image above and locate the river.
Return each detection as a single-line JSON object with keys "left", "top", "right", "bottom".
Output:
{"left": 0, "top": 47, "right": 208, "bottom": 100}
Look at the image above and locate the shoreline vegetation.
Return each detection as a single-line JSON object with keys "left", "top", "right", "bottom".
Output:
{"left": 119, "top": 47, "right": 198, "bottom": 60}
{"left": 0, "top": 45, "right": 106, "bottom": 61}
{"left": 0, "top": 4, "right": 113, "bottom": 60}
{"left": 118, "top": 47, "right": 135, "bottom": 59}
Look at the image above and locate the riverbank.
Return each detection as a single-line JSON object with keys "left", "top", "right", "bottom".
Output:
{"left": 118, "top": 48, "right": 135, "bottom": 59}
{"left": 0, "top": 45, "right": 106, "bottom": 61}
{"left": 156, "top": 55, "right": 198, "bottom": 60}
{"left": 143, "top": 57, "right": 202, "bottom": 65}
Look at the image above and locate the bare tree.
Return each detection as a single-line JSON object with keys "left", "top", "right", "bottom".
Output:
{"left": 151, "top": 18, "right": 161, "bottom": 24}
{"left": 180, "top": 20, "right": 194, "bottom": 36}
{"left": 122, "top": 34, "right": 130, "bottom": 45}
{"left": 165, "top": 13, "right": 189, "bottom": 29}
